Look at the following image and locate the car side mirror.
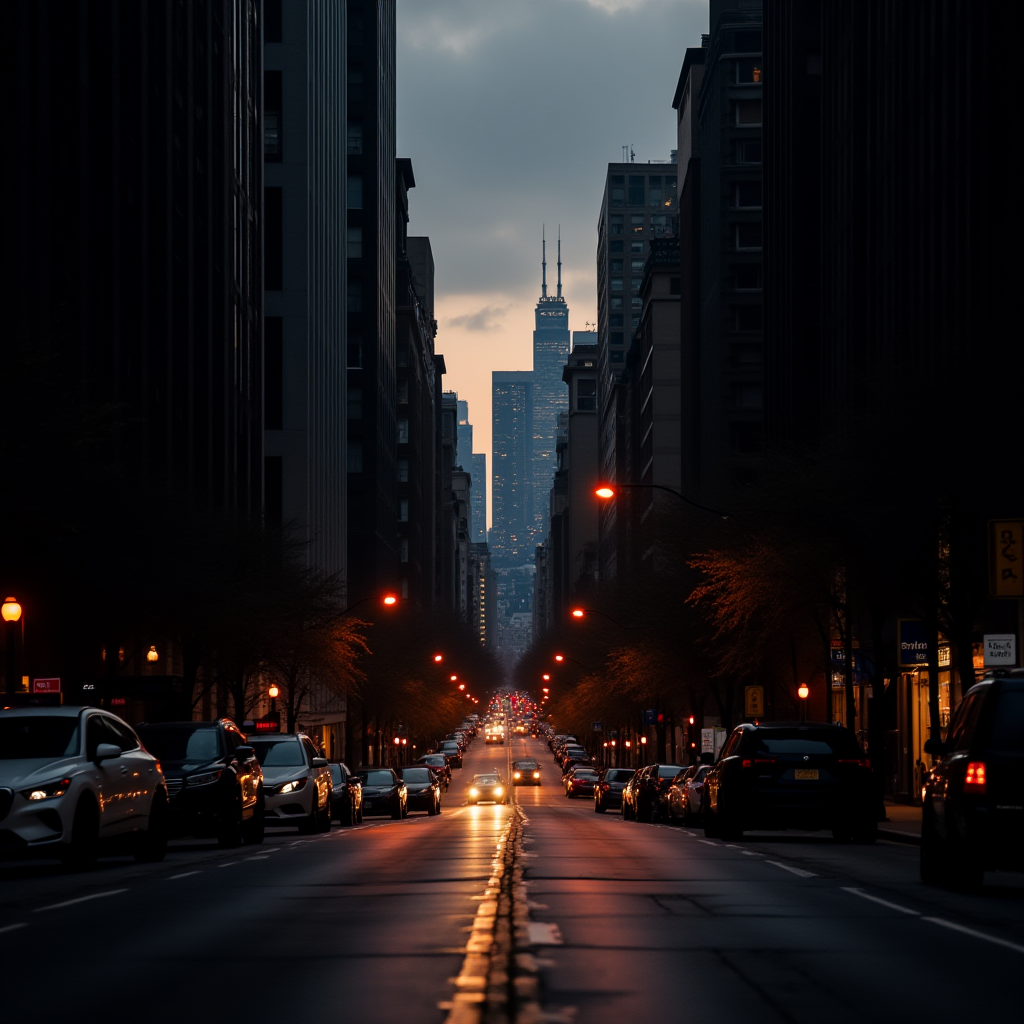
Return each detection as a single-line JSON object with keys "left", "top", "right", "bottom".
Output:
{"left": 312, "top": 757, "right": 329, "bottom": 769}
{"left": 923, "top": 738, "right": 946, "bottom": 757}
{"left": 95, "top": 743, "right": 121, "bottom": 762}
{"left": 235, "top": 745, "right": 255, "bottom": 760}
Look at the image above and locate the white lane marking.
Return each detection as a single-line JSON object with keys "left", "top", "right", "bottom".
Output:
{"left": 766, "top": 861, "right": 816, "bottom": 878}
{"left": 922, "top": 917, "right": 1024, "bottom": 955}
{"left": 34, "top": 889, "right": 129, "bottom": 913}
{"left": 218, "top": 861, "right": 239, "bottom": 868}
{"left": 841, "top": 887, "right": 919, "bottom": 916}
{"left": 698, "top": 839, "right": 718, "bottom": 846}
{"left": 680, "top": 830, "right": 695, "bottom": 836}
{"left": 742, "top": 850, "right": 761, "bottom": 856}
{"left": 0, "top": 923, "right": 27, "bottom": 935}
{"left": 168, "top": 871, "right": 202, "bottom": 880}
{"left": 243, "top": 854, "right": 269, "bottom": 861}
{"left": 725, "top": 844, "right": 742, "bottom": 849}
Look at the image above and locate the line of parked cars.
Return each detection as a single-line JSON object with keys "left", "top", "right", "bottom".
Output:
{"left": 0, "top": 704, "right": 457, "bottom": 869}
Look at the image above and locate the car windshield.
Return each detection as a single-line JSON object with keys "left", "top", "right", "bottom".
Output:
{"left": 421, "top": 755, "right": 445, "bottom": 764}
{"left": 359, "top": 770, "right": 395, "bottom": 787}
{"left": 0, "top": 716, "right": 80, "bottom": 759}
{"left": 990, "top": 690, "right": 1024, "bottom": 752}
{"left": 250, "top": 740, "right": 305, "bottom": 766}
{"left": 658, "top": 766, "right": 683, "bottom": 778}
{"left": 138, "top": 725, "right": 221, "bottom": 762}
{"left": 752, "top": 730, "right": 860, "bottom": 756}
{"left": 474, "top": 775, "right": 500, "bottom": 784}
{"left": 605, "top": 769, "right": 634, "bottom": 782}
{"left": 574, "top": 770, "right": 599, "bottom": 780}
{"left": 514, "top": 761, "right": 538, "bottom": 769}
{"left": 440, "top": 741, "right": 458, "bottom": 750}
{"left": 401, "top": 768, "right": 431, "bottom": 783}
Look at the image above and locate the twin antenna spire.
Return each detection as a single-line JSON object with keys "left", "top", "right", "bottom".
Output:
{"left": 541, "top": 225, "right": 563, "bottom": 300}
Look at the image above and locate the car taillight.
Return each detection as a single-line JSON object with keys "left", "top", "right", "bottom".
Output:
{"left": 741, "top": 758, "right": 776, "bottom": 769}
{"left": 964, "top": 761, "right": 986, "bottom": 794}
{"left": 599, "top": 782, "right": 610, "bottom": 791}
{"left": 838, "top": 758, "right": 871, "bottom": 768}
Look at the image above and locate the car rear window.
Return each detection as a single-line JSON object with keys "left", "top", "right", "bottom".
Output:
{"left": 251, "top": 740, "right": 305, "bottom": 766}
{"left": 989, "top": 689, "right": 1024, "bottom": 753}
{"left": 658, "top": 765, "right": 683, "bottom": 778}
{"left": 605, "top": 769, "right": 635, "bottom": 782}
{"left": 138, "top": 725, "right": 221, "bottom": 762}
{"left": 751, "top": 729, "right": 860, "bottom": 757}
{"left": 360, "top": 770, "right": 395, "bottom": 786}
{"left": 573, "top": 770, "right": 599, "bottom": 780}
{"left": 0, "top": 716, "right": 80, "bottom": 759}
{"left": 401, "top": 767, "right": 431, "bottom": 783}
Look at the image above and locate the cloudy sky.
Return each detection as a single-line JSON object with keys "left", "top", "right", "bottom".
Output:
{"left": 396, "top": 0, "right": 710, "bottom": 520}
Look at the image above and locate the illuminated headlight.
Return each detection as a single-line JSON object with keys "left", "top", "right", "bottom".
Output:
{"left": 533, "top": 772, "right": 540, "bottom": 779}
{"left": 469, "top": 787, "right": 480, "bottom": 798}
{"left": 513, "top": 772, "right": 521, "bottom": 779}
{"left": 277, "top": 777, "right": 308, "bottom": 795}
{"left": 494, "top": 786, "right": 504, "bottom": 797}
{"left": 188, "top": 769, "right": 224, "bottom": 787}
{"left": 23, "top": 777, "right": 72, "bottom": 801}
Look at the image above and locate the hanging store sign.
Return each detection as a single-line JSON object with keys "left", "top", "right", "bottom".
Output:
{"left": 897, "top": 619, "right": 929, "bottom": 667}
{"left": 990, "top": 520, "right": 1024, "bottom": 598}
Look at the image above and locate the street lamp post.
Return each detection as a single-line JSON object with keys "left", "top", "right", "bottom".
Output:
{"left": 570, "top": 607, "right": 628, "bottom": 631}
{"left": 594, "top": 483, "right": 731, "bottom": 520}
{"left": 3, "top": 597, "right": 24, "bottom": 697}
{"left": 797, "top": 683, "right": 809, "bottom": 723}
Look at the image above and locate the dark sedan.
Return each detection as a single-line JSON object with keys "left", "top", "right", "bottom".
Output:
{"left": 356, "top": 767, "right": 408, "bottom": 819}
{"left": 416, "top": 753, "right": 451, "bottom": 789}
{"left": 399, "top": 765, "right": 442, "bottom": 815}
{"left": 623, "top": 764, "right": 683, "bottom": 822}
{"left": 594, "top": 768, "right": 635, "bottom": 813}
{"left": 512, "top": 759, "right": 542, "bottom": 786}
{"left": 137, "top": 719, "right": 264, "bottom": 847}
{"left": 703, "top": 723, "right": 876, "bottom": 841}
{"left": 329, "top": 762, "right": 363, "bottom": 826}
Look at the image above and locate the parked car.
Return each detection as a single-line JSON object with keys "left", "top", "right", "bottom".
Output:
{"left": 399, "top": 765, "right": 442, "bottom": 815}
{"left": 703, "top": 723, "right": 876, "bottom": 842}
{"left": 921, "top": 669, "right": 1024, "bottom": 888}
{"left": 137, "top": 719, "right": 264, "bottom": 847}
{"left": 622, "top": 764, "right": 683, "bottom": 822}
{"left": 663, "top": 764, "right": 710, "bottom": 824}
{"left": 357, "top": 767, "right": 407, "bottom": 818}
{"left": 565, "top": 766, "right": 600, "bottom": 799}
{"left": 0, "top": 706, "right": 167, "bottom": 866}
{"left": 416, "top": 753, "right": 451, "bottom": 789}
{"left": 250, "top": 733, "right": 332, "bottom": 833}
{"left": 328, "top": 762, "right": 363, "bottom": 826}
{"left": 467, "top": 772, "right": 507, "bottom": 805}
{"left": 438, "top": 739, "right": 463, "bottom": 768}
{"left": 512, "top": 759, "right": 541, "bottom": 786}
{"left": 594, "top": 768, "right": 635, "bottom": 813}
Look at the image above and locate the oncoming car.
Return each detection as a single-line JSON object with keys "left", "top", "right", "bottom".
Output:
{"left": 512, "top": 759, "right": 541, "bottom": 786}
{"left": 467, "top": 773, "right": 507, "bottom": 805}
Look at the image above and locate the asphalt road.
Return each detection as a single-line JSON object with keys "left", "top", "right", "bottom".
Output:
{"left": 1, "top": 734, "right": 1022, "bottom": 1024}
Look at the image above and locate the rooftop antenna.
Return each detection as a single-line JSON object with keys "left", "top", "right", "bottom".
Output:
{"left": 622, "top": 144, "right": 628, "bottom": 162}
{"left": 541, "top": 225, "right": 547, "bottom": 298}
{"left": 557, "top": 226, "right": 562, "bottom": 299}
{"left": 630, "top": 145, "right": 635, "bottom": 163}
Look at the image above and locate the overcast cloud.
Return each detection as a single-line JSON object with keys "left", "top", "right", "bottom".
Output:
{"left": 396, "top": 0, "right": 709, "bottom": 520}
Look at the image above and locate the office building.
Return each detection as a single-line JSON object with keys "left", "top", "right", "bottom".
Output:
{"left": 471, "top": 453, "right": 487, "bottom": 544}
{"left": 263, "top": 0, "right": 347, "bottom": 579}
{"left": 491, "top": 371, "right": 536, "bottom": 566}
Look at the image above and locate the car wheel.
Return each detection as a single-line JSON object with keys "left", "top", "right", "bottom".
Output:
{"left": 319, "top": 799, "right": 332, "bottom": 832}
{"left": 242, "top": 791, "right": 266, "bottom": 845}
{"left": 62, "top": 795, "right": 100, "bottom": 869}
{"left": 391, "top": 800, "right": 402, "bottom": 819}
{"left": 595, "top": 799, "right": 605, "bottom": 814}
{"left": 356, "top": 806, "right": 364, "bottom": 824}
{"left": 134, "top": 792, "right": 168, "bottom": 863}
{"left": 218, "top": 797, "right": 244, "bottom": 847}
{"left": 703, "top": 806, "right": 720, "bottom": 838}
{"left": 920, "top": 804, "right": 948, "bottom": 885}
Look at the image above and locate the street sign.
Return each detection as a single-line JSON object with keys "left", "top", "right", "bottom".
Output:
{"left": 989, "top": 520, "right": 1024, "bottom": 598}
{"left": 32, "top": 677, "right": 60, "bottom": 693}
{"left": 592, "top": 721, "right": 603, "bottom": 732}
{"left": 984, "top": 634, "right": 1017, "bottom": 667}
{"left": 897, "top": 619, "right": 929, "bottom": 667}
{"left": 744, "top": 686, "right": 764, "bottom": 718}
{"left": 643, "top": 708, "right": 657, "bottom": 726}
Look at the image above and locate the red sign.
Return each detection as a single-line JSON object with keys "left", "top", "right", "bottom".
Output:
{"left": 254, "top": 719, "right": 281, "bottom": 732}
{"left": 32, "top": 678, "right": 61, "bottom": 693}
{"left": 109, "top": 698, "right": 127, "bottom": 706}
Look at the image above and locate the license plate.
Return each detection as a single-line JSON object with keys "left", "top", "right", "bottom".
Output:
{"left": 794, "top": 769, "right": 819, "bottom": 780}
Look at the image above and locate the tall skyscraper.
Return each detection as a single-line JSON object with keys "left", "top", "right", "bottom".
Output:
{"left": 532, "top": 229, "right": 571, "bottom": 539}
{"left": 264, "top": 0, "right": 348, "bottom": 579}
{"left": 491, "top": 371, "right": 535, "bottom": 566}
{"left": 471, "top": 453, "right": 487, "bottom": 543}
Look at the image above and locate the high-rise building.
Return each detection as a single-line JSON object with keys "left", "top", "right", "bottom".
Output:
{"left": 595, "top": 160, "right": 678, "bottom": 578}
{"left": 490, "top": 371, "right": 535, "bottom": 566}
{"left": 346, "top": 0, "right": 398, "bottom": 601}
{"left": 471, "top": 453, "right": 487, "bottom": 544}
{"left": 531, "top": 230, "right": 571, "bottom": 538}
{"left": 263, "top": 0, "right": 347, "bottom": 579}
{"left": 469, "top": 544, "right": 496, "bottom": 649}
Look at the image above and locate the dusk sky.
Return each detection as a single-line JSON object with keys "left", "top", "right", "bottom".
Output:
{"left": 396, "top": 0, "right": 709, "bottom": 522}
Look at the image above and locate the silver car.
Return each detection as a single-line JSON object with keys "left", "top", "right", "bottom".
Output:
{"left": 249, "top": 733, "right": 332, "bottom": 833}
{"left": 0, "top": 706, "right": 168, "bottom": 865}
{"left": 664, "top": 764, "right": 710, "bottom": 824}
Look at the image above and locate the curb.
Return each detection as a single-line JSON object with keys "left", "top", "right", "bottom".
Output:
{"left": 878, "top": 827, "right": 921, "bottom": 846}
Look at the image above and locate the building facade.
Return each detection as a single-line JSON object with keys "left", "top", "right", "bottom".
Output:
{"left": 490, "top": 371, "right": 536, "bottom": 567}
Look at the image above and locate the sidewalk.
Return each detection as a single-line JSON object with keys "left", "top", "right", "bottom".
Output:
{"left": 879, "top": 799, "right": 922, "bottom": 845}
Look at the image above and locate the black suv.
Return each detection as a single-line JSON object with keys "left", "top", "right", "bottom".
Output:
{"left": 137, "top": 719, "right": 264, "bottom": 847}
{"left": 703, "top": 723, "right": 875, "bottom": 841}
{"left": 921, "top": 668, "right": 1024, "bottom": 888}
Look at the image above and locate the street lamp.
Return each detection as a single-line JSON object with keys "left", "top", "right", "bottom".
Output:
{"left": 542, "top": 673, "right": 551, "bottom": 681}
{"left": 554, "top": 653, "right": 595, "bottom": 670}
{"left": 797, "top": 683, "right": 809, "bottom": 723}
{"left": 593, "top": 482, "right": 730, "bottom": 520}
{"left": 433, "top": 654, "right": 443, "bottom": 663}
{"left": 3, "top": 596, "right": 24, "bottom": 697}
{"left": 569, "top": 607, "right": 628, "bottom": 631}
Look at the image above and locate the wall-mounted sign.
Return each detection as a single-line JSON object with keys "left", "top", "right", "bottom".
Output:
{"left": 984, "top": 634, "right": 1017, "bottom": 667}
{"left": 32, "top": 678, "right": 61, "bottom": 693}
{"left": 744, "top": 686, "right": 764, "bottom": 717}
{"left": 897, "top": 619, "right": 929, "bottom": 667}
{"left": 990, "top": 520, "right": 1024, "bottom": 598}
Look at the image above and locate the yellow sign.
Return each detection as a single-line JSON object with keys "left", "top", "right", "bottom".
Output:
{"left": 744, "top": 685, "right": 764, "bottom": 718}
{"left": 990, "top": 520, "right": 1024, "bottom": 598}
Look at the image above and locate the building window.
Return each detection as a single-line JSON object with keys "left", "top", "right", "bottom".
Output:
{"left": 397, "top": 342, "right": 409, "bottom": 368}
{"left": 631, "top": 297, "right": 643, "bottom": 310}
{"left": 732, "top": 384, "right": 763, "bottom": 410}
{"left": 347, "top": 280, "right": 362, "bottom": 312}
{"left": 397, "top": 419, "right": 409, "bottom": 444}
{"left": 577, "top": 379, "right": 597, "bottom": 411}
{"left": 347, "top": 226, "right": 362, "bottom": 259}
{"left": 736, "top": 99, "right": 763, "bottom": 126}
{"left": 735, "top": 265, "right": 762, "bottom": 290}
{"left": 611, "top": 277, "right": 623, "bottom": 292}
{"left": 347, "top": 65, "right": 363, "bottom": 104}
{"left": 737, "top": 58, "right": 762, "bottom": 83}
{"left": 650, "top": 215, "right": 669, "bottom": 236}
{"left": 265, "top": 317, "right": 283, "bottom": 429}
{"left": 397, "top": 458, "right": 409, "bottom": 483}
{"left": 670, "top": 277, "right": 681, "bottom": 295}
{"left": 628, "top": 176, "right": 645, "bottom": 206}
{"left": 399, "top": 538, "right": 409, "bottom": 563}
{"left": 735, "top": 182, "right": 762, "bottom": 209}
{"left": 347, "top": 385, "right": 362, "bottom": 419}
{"left": 630, "top": 215, "right": 644, "bottom": 232}
{"left": 347, "top": 340, "right": 362, "bottom": 367}
{"left": 347, "top": 120, "right": 363, "bottom": 155}
{"left": 611, "top": 350, "right": 624, "bottom": 363}
{"left": 648, "top": 176, "right": 662, "bottom": 207}
{"left": 264, "top": 0, "right": 282, "bottom": 42}
{"left": 610, "top": 314, "right": 624, "bottom": 327}
{"left": 610, "top": 259, "right": 623, "bottom": 272}
{"left": 630, "top": 240, "right": 644, "bottom": 254}
{"left": 398, "top": 499, "right": 409, "bottom": 522}
{"left": 347, "top": 175, "right": 363, "bottom": 209}
{"left": 264, "top": 71, "right": 282, "bottom": 160}
{"left": 610, "top": 216, "right": 623, "bottom": 235}
{"left": 397, "top": 380, "right": 409, "bottom": 404}
{"left": 736, "top": 222, "right": 762, "bottom": 250}
{"left": 734, "top": 304, "right": 763, "bottom": 332}
{"left": 610, "top": 240, "right": 624, "bottom": 253}
{"left": 739, "top": 140, "right": 762, "bottom": 164}
{"left": 264, "top": 187, "right": 283, "bottom": 289}
{"left": 631, "top": 259, "right": 645, "bottom": 274}
{"left": 611, "top": 332, "right": 624, "bottom": 346}
{"left": 610, "top": 296, "right": 623, "bottom": 310}
{"left": 629, "top": 278, "right": 640, "bottom": 294}
{"left": 631, "top": 316, "right": 640, "bottom": 329}
{"left": 347, "top": 440, "right": 363, "bottom": 473}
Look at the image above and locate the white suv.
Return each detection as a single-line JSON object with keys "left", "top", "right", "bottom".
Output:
{"left": 0, "top": 705, "right": 168, "bottom": 865}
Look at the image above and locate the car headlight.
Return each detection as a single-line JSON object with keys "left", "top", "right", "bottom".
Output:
{"left": 22, "top": 777, "right": 72, "bottom": 801}
{"left": 469, "top": 787, "right": 480, "bottom": 798}
{"left": 513, "top": 772, "right": 521, "bottom": 779}
{"left": 277, "top": 777, "right": 308, "bottom": 795}
{"left": 494, "top": 786, "right": 504, "bottom": 797}
{"left": 533, "top": 772, "right": 540, "bottom": 779}
{"left": 188, "top": 769, "right": 224, "bottom": 787}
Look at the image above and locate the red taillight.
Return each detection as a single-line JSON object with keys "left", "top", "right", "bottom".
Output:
{"left": 741, "top": 758, "right": 776, "bottom": 769}
{"left": 838, "top": 758, "right": 871, "bottom": 769}
{"left": 964, "top": 761, "right": 986, "bottom": 794}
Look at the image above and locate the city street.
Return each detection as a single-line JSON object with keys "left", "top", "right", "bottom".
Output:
{"left": 2, "top": 735, "right": 1022, "bottom": 1024}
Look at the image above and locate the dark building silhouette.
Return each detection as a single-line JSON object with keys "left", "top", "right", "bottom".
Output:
{"left": 491, "top": 371, "right": 535, "bottom": 567}
{"left": 11, "top": 0, "right": 263, "bottom": 515}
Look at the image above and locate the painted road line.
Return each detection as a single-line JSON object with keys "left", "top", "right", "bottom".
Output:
{"left": 741, "top": 850, "right": 761, "bottom": 856}
{"left": 243, "top": 854, "right": 269, "bottom": 861}
{"left": 0, "top": 923, "right": 27, "bottom": 935}
{"left": 218, "top": 861, "right": 239, "bottom": 868}
{"left": 698, "top": 839, "right": 718, "bottom": 846}
{"left": 841, "top": 887, "right": 918, "bottom": 916}
{"left": 680, "top": 830, "right": 695, "bottom": 836}
{"left": 34, "top": 889, "right": 129, "bottom": 913}
{"left": 168, "top": 871, "right": 202, "bottom": 880}
{"left": 922, "top": 917, "right": 1024, "bottom": 955}
{"left": 766, "top": 861, "right": 816, "bottom": 878}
